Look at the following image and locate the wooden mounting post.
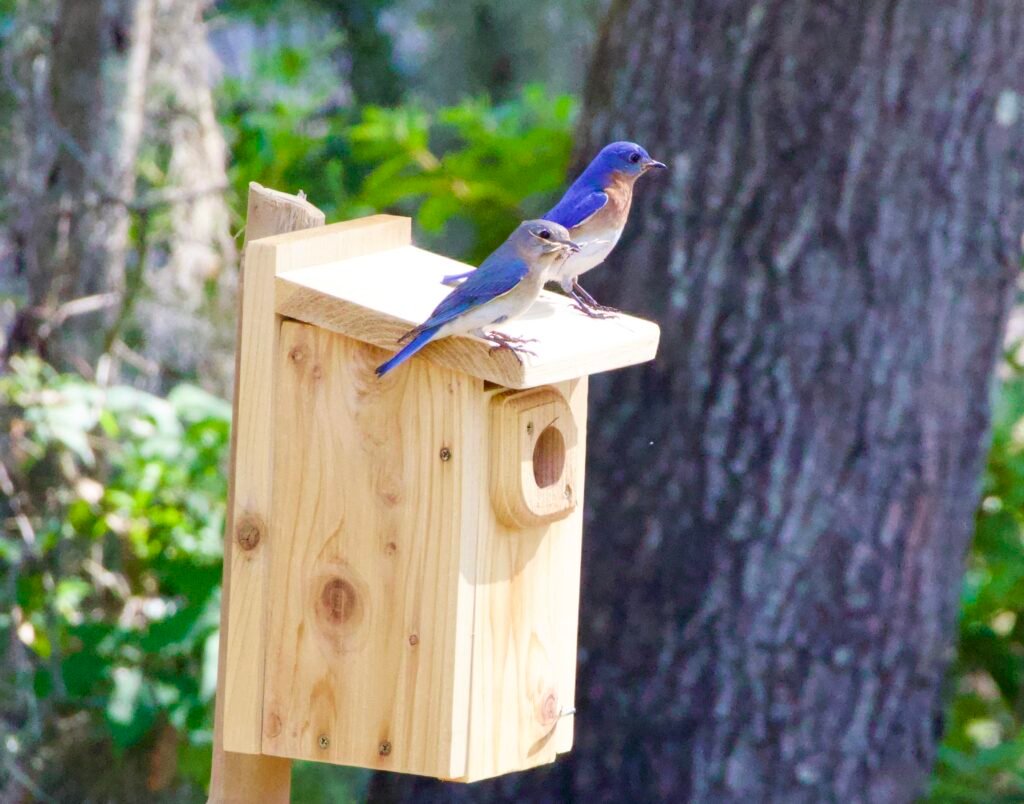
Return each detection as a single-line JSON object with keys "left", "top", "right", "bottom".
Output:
{"left": 207, "top": 183, "right": 325, "bottom": 804}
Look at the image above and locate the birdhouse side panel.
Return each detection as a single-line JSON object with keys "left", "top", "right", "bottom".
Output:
{"left": 460, "top": 377, "right": 588, "bottom": 782}
{"left": 259, "top": 321, "right": 480, "bottom": 778}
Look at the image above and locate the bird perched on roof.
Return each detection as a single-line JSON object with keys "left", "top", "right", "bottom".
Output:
{"left": 375, "top": 220, "right": 579, "bottom": 378}
{"left": 444, "top": 141, "right": 665, "bottom": 317}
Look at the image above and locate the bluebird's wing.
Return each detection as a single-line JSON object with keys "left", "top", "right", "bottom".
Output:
{"left": 545, "top": 187, "right": 608, "bottom": 229}
{"left": 419, "top": 254, "right": 529, "bottom": 331}
{"left": 377, "top": 254, "right": 528, "bottom": 377}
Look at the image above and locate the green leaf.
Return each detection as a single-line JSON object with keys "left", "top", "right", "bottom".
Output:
{"left": 106, "top": 666, "right": 156, "bottom": 749}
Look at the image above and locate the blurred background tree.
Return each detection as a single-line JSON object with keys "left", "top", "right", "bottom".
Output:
{"left": 2, "top": 1, "right": 1024, "bottom": 802}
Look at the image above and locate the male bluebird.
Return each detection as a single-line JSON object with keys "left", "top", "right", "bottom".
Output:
{"left": 375, "top": 220, "right": 579, "bottom": 377}
{"left": 444, "top": 141, "right": 665, "bottom": 317}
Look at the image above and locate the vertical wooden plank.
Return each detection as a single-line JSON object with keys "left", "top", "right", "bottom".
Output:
{"left": 460, "top": 378, "right": 588, "bottom": 782}
{"left": 260, "top": 323, "right": 480, "bottom": 779}
{"left": 220, "top": 239, "right": 283, "bottom": 754}
{"left": 209, "top": 184, "right": 324, "bottom": 803}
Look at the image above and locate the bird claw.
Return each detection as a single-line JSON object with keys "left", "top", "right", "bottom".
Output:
{"left": 571, "top": 302, "right": 617, "bottom": 319}
{"left": 484, "top": 331, "right": 538, "bottom": 363}
{"left": 487, "top": 342, "right": 537, "bottom": 364}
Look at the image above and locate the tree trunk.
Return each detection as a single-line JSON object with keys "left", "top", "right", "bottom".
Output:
{"left": 4, "top": 0, "right": 151, "bottom": 371}
{"left": 138, "top": 0, "right": 237, "bottom": 393}
{"left": 369, "top": 1, "right": 1024, "bottom": 801}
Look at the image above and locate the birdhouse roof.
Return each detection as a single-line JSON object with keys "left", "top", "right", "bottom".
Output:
{"left": 255, "top": 215, "right": 660, "bottom": 389}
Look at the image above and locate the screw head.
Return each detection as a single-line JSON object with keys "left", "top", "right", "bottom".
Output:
{"left": 439, "top": 446, "right": 452, "bottom": 462}
{"left": 526, "top": 421, "right": 534, "bottom": 435}
{"left": 318, "top": 735, "right": 330, "bottom": 749}
{"left": 564, "top": 484, "right": 572, "bottom": 500}
{"left": 409, "top": 634, "right": 419, "bottom": 646}
{"left": 379, "top": 740, "right": 392, "bottom": 756}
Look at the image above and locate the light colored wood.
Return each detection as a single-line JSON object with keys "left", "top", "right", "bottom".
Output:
{"left": 221, "top": 214, "right": 411, "bottom": 758}
{"left": 260, "top": 322, "right": 481, "bottom": 778}
{"left": 274, "top": 238, "right": 661, "bottom": 389}
{"left": 209, "top": 183, "right": 326, "bottom": 803}
{"left": 489, "top": 388, "right": 577, "bottom": 529}
{"left": 244, "top": 182, "right": 325, "bottom": 243}
{"left": 213, "top": 210, "right": 653, "bottom": 788}
{"left": 458, "top": 378, "right": 588, "bottom": 781}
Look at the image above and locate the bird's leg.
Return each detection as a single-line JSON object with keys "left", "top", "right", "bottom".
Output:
{"left": 478, "top": 330, "right": 538, "bottom": 364}
{"left": 573, "top": 281, "right": 620, "bottom": 315}
{"left": 569, "top": 282, "right": 616, "bottom": 319}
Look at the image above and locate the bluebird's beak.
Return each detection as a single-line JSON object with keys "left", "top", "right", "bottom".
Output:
{"left": 567, "top": 240, "right": 581, "bottom": 253}
{"left": 644, "top": 158, "right": 667, "bottom": 171}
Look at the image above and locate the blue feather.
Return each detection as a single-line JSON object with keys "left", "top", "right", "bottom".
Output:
{"left": 545, "top": 187, "right": 608, "bottom": 229}
{"left": 377, "top": 253, "right": 529, "bottom": 376}
{"left": 375, "top": 325, "right": 440, "bottom": 377}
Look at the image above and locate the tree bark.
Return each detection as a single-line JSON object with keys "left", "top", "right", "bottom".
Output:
{"left": 4, "top": 0, "right": 150, "bottom": 371}
{"left": 138, "top": 0, "right": 237, "bottom": 393}
{"left": 369, "top": 1, "right": 1024, "bottom": 801}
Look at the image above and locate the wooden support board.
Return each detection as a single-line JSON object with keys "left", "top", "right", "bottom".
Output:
{"left": 208, "top": 183, "right": 325, "bottom": 804}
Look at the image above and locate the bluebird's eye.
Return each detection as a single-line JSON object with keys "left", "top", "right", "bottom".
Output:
{"left": 538, "top": 229, "right": 552, "bottom": 239}
{"left": 629, "top": 152, "right": 642, "bottom": 164}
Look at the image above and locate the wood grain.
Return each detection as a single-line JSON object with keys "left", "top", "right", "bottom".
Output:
{"left": 260, "top": 322, "right": 481, "bottom": 778}
{"left": 275, "top": 242, "right": 660, "bottom": 389}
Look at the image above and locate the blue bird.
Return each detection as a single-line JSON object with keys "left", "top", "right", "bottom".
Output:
{"left": 375, "top": 220, "right": 579, "bottom": 377}
{"left": 444, "top": 141, "right": 665, "bottom": 317}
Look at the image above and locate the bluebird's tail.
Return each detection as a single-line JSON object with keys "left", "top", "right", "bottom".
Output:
{"left": 375, "top": 325, "right": 440, "bottom": 377}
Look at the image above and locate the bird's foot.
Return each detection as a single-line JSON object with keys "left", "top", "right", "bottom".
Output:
{"left": 571, "top": 301, "right": 617, "bottom": 319}
{"left": 486, "top": 331, "right": 538, "bottom": 347}
{"left": 484, "top": 332, "right": 537, "bottom": 364}
{"left": 487, "top": 342, "right": 537, "bottom": 365}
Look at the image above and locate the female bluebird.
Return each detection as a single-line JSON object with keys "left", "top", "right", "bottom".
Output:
{"left": 445, "top": 141, "right": 665, "bottom": 317}
{"left": 375, "top": 220, "right": 579, "bottom": 377}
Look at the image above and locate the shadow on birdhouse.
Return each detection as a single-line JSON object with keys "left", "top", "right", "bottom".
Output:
{"left": 218, "top": 213, "right": 659, "bottom": 782}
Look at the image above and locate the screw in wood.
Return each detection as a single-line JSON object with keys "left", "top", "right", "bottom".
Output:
{"left": 379, "top": 740, "right": 392, "bottom": 756}
{"left": 564, "top": 484, "right": 572, "bottom": 500}
{"left": 318, "top": 735, "right": 330, "bottom": 749}
{"left": 408, "top": 634, "right": 419, "bottom": 646}
{"left": 526, "top": 421, "right": 534, "bottom": 435}
{"left": 439, "top": 446, "right": 452, "bottom": 462}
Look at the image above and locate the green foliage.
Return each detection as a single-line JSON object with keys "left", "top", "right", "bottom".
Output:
{"left": 219, "top": 37, "right": 576, "bottom": 264}
{"left": 1, "top": 356, "right": 229, "bottom": 798}
{"left": 928, "top": 355, "right": 1024, "bottom": 802}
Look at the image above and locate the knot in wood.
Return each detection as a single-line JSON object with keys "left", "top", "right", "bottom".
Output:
{"left": 539, "top": 689, "right": 559, "bottom": 728}
{"left": 236, "top": 515, "right": 263, "bottom": 551}
{"left": 320, "top": 577, "right": 359, "bottom": 625}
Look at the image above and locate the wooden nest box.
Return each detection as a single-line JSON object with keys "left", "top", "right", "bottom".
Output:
{"left": 221, "top": 214, "right": 660, "bottom": 782}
